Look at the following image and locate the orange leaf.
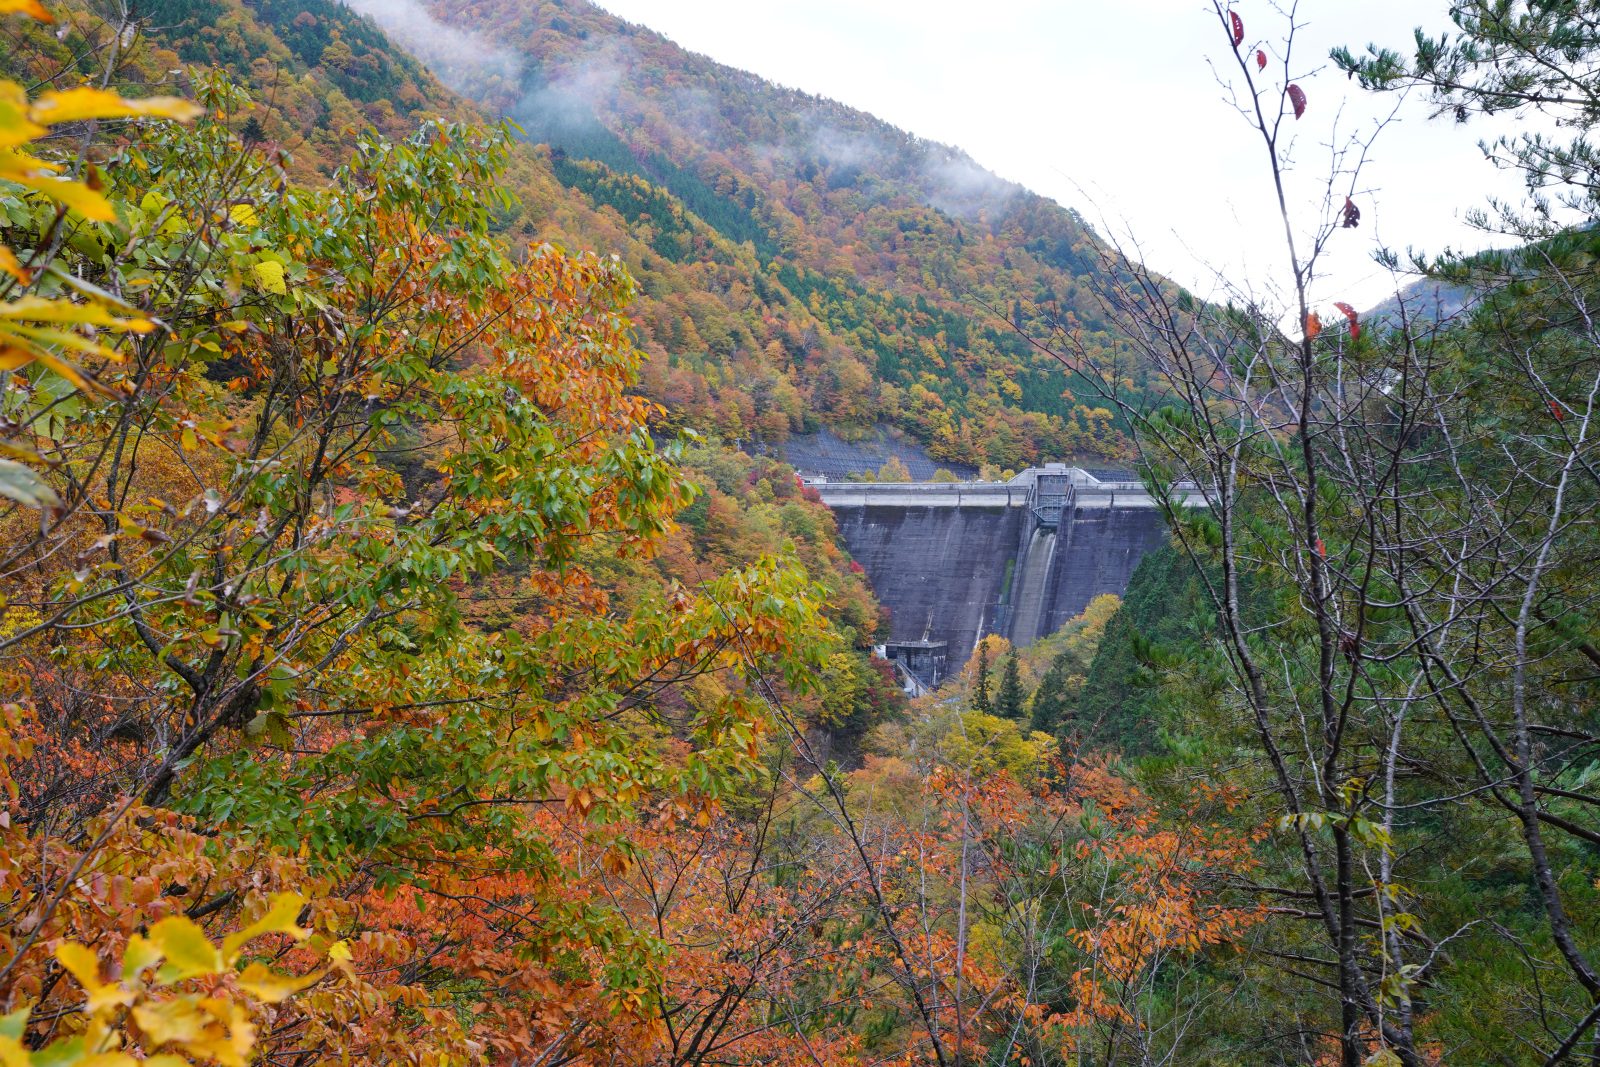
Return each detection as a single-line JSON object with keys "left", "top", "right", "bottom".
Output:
{"left": 0, "top": 247, "right": 29, "bottom": 284}
{"left": 0, "top": 0, "right": 52, "bottom": 20}
{"left": 1333, "top": 301, "right": 1359, "bottom": 340}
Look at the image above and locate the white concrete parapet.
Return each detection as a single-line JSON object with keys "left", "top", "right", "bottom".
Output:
{"left": 812, "top": 481, "right": 1029, "bottom": 508}
{"left": 813, "top": 467, "right": 1205, "bottom": 509}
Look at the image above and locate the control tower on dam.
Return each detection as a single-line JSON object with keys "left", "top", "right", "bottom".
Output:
{"left": 814, "top": 466, "right": 1204, "bottom": 686}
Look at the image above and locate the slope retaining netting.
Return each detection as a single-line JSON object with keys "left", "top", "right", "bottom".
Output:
{"left": 780, "top": 425, "right": 977, "bottom": 481}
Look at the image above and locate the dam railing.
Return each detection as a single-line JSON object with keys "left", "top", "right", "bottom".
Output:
{"left": 810, "top": 467, "right": 1206, "bottom": 510}
{"left": 809, "top": 481, "right": 1032, "bottom": 508}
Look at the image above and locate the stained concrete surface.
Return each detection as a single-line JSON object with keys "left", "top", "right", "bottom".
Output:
{"left": 833, "top": 505, "right": 1024, "bottom": 666}
{"left": 1008, "top": 528, "right": 1058, "bottom": 648}
{"left": 1037, "top": 505, "right": 1171, "bottom": 637}
{"left": 832, "top": 501, "right": 1169, "bottom": 670}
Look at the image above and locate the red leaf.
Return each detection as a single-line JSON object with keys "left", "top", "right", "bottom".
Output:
{"left": 1333, "top": 301, "right": 1359, "bottom": 340}
{"left": 1551, "top": 401, "right": 1565, "bottom": 421}
{"left": 1287, "top": 83, "right": 1307, "bottom": 118}
{"left": 1305, "top": 311, "right": 1322, "bottom": 339}
{"left": 1256, "top": 49, "right": 1267, "bottom": 70}
{"left": 1341, "top": 196, "right": 1361, "bottom": 228}
{"left": 1230, "top": 10, "right": 1244, "bottom": 47}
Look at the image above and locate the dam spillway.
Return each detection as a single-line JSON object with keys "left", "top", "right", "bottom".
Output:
{"left": 815, "top": 467, "right": 1198, "bottom": 685}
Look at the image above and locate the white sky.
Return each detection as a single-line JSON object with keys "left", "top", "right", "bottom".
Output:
{"left": 591, "top": 0, "right": 1540, "bottom": 311}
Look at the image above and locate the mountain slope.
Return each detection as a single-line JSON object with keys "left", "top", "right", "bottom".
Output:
{"left": 359, "top": 0, "right": 1152, "bottom": 469}
{"left": 124, "top": 0, "right": 1149, "bottom": 469}
{"left": 135, "top": 0, "right": 482, "bottom": 179}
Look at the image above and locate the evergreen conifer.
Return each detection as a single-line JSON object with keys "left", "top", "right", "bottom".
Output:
{"left": 972, "top": 642, "right": 991, "bottom": 714}
{"left": 996, "top": 649, "right": 1024, "bottom": 721}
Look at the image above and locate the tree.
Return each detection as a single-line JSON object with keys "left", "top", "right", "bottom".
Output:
{"left": 1334, "top": 2, "right": 1600, "bottom": 233}
{"left": 0, "top": 53, "right": 839, "bottom": 1065}
{"left": 971, "top": 640, "right": 991, "bottom": 714}
{"left": 877, "top": 454, "right": 913, "bottom": 482}
{"left": 995, "top": 648, "right": 1024, "bottom": 721}
{"left": 1020, "top": 3, "right": 1600, "bottom": 1062}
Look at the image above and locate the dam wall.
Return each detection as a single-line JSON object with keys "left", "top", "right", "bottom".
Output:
{"left": 818, "top": 468, "right": 1196, "bottom": 679}
{"left": 830, "top": 504, "right": 1026, "bottom": 675}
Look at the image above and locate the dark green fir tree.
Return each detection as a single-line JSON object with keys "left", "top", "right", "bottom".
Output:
{"left": 996, "top": 649, "right": 1025, "bottom": 722}
{"left": 972, "top": 642, "right": 991, "bottom": 715}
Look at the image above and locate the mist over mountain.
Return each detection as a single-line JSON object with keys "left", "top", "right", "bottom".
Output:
{"left": 361, "top": 0, "right": 1026, "bottom": 222}
{"left": 132, "top": 0, "right": 1148, "bottom": 469}
{"left": 320, "top": 0, "right": 1150, "bottom": 469}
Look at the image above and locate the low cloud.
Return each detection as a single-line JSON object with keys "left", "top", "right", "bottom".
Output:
{"left": 342, "top": 0, "right": 521, "bottom": 98}
{"left": 922, "top": 149, "right": 1020, "bottom": 217}
{"left": 508, "top": 42, "right": 634, "bottom": 138}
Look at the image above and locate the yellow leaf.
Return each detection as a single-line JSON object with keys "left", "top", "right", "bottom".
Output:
{"left": 0, "top": 295, "right": 151, "bottom": 331}
{"left": 228, "top": 204, "right": 258, "bottom": 228}
{"left": 0, "top": 146, "right": 56, "bottom": 180}
{"left": 188, "top": 998, "right": 255, "bottom": 1067}
{"left": 131, "top": 997, "right": 207, "bottom": 1044}
{"left": 222, "top": 891, "right": 308, "bottom": 962}
{"left": 0, "top": 1035, "right": 31, "bottom": 1067}
{"left": 14, "top": 172, "right": 115, "bottom": 222}
{"left": 4, "top": 344, "right": 126, "bottom": 399}
{"left": 0, "top": 323, "right": 123, "bottom": 359}
{"left": 55, "top": 942, "right": 135, "bottom": 1011}
{"left": 149, "top": 915, "right": 224, "bottom": 980}
{"left": 0, "top": 0, "right": 53, "bottom": 21}
{"left": 0, "top": 83, "right": 46, "bottom": 151}
{"left": 235, "top": 962, "right": 324, "bottom": 1003}
{"left": 30, "top": 88, "right": 202, "bottom": 126}
{"left": 139, "top": 190, "right": 186, "bottom": 235}
{"left": 123, "top": 933, "right": 161, "bottom": 983}
{"left": 250, "top": 259, "right": 286, "bottom": 295}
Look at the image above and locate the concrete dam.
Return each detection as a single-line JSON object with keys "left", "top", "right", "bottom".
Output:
{"left": 814, "top": 468, "right": 1200, "bottom": 689}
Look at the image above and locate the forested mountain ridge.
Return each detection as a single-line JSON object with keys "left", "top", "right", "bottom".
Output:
{"left": 120, "top": 0, "right": 1143, "bottom": 469}
{"left": 400, "top": 0, "right": 1148, "bottom": 469}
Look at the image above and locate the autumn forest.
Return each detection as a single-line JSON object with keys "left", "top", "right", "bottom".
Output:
{"left": 1, "top": 0, "right": 1599, "bottom": 1065}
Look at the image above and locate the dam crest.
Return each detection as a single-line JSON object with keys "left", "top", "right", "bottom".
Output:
{"left": 812, "top": 466, "right": 1202, "bottom": 692}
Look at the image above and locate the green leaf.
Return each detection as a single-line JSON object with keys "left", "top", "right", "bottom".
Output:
{"left": 0, "top": 458, "right": 59, "bottom": 509}
{"left": 28, "top": 1034, "right": 87, "bottom": 1067}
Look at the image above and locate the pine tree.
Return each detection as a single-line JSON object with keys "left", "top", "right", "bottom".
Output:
{"left": 972, "top": 642, "right": 991, "bottom": 714}
{"left": 996, "top": 649, "right": 1024, "bottom": 722}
